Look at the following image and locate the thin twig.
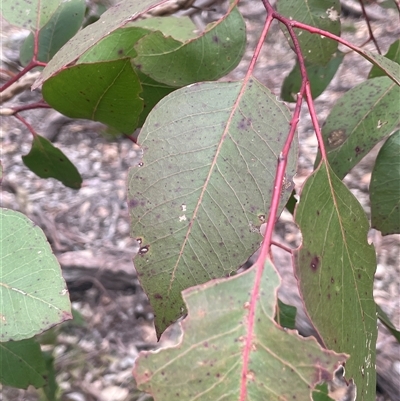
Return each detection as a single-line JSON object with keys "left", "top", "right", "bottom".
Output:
{"left": 359, "top": 0, "right": 381, "bottom": 54}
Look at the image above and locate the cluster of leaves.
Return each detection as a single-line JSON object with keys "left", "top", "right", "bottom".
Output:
{"left": 1, "top": 0, "right": 400, "bottom": 400}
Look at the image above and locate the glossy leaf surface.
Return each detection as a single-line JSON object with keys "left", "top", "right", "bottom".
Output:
{"left": 316, "top": 77, "right": 400, "bottom": 179}
{"left": 134, "top": 259, "right": 346, "bottom": 400}
{"left": 42, "top": 59, "right": 143, "bottom": 133}
{"left": 294, "top": 161, "right": 377, "bottom": 400}
{"left": 0, "top": 209, "right": 72, "bottom": 342}
{"left": 370, "top": 131, "right": 400, "bottom": 235}
{"left": 0, "top": 339, "right": 46, "bottom": 388}
{"left": 133, "top": 6, "right": 246, "bottom": 87}
{"left": 19, "top": 0, "right": 85, "bottom": 66}
{"left": 277, "top": 0, "right": 341, "bottom": 66}
{"left": 33, "top": 0, "right": 165, "bottom": 88}
{"left": 22, "top": 135, "right": 82, "bottom": 189}
{"left": 128, "top": 78, "right": 297, "bottom": 335}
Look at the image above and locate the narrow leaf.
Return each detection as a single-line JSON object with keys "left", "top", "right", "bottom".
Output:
{"left": 134, "top": 260, "right": 347, "bottom": 400}
{"left": 133, "top": 6, "right": 246, "bottom": 87}
{"left": 0, "top": 209, "right": 72, "bottom": 342}
{"left": 19, "top": 0, "right": 86, "bottom": 66}
{"left": 42, "top": 59, "right": 143, "bottom": 133}
{"left": 22, "top": 135, "right": 82, "bottom": 189}
{"left": 316, "top": 76, "right": 400, "bottom": 179}
{"left": 294, "top": 161, "right": 377, "bottom": 400}
{"left": 128, "top": 77, "right": 297, "bottom": 335}
{"left": 376, "top": 303, "right": 400, "bottom": 343}
{"left": 368, "top": 39, "right": 400, "bottom": 79}
{"left": 370, "top": 130, "right": 400, "bottom": 235}
{"left": 0, "top": 339, "right": 46, "bottom": 388}
{"left": 281, "top": 51, "right": 344, "bottom": 102}
{"left": 33, "top": 0, "right": 166, "bottom": 88}
{"left": 277, "top": 0, "right": 341, "bottom": 66}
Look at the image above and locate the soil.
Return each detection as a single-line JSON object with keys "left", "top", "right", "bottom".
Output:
{"left": 1, "top": 1, "right": 399, "bottom": 400}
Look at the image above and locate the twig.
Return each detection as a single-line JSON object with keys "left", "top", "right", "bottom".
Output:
{"left": 359, "top": 0, "right": 381, "bottom": 54}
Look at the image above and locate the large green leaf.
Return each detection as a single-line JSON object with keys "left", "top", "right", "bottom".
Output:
{"left": 0, "top": 209, "right": 72, "bottom": 342}
{"left": 33, "top": 0, "right": 167, "bottom": 88}
{"left": 0, "top": 338, "right": 46, "bottom": 388}
{"left": 128, "top": 77, "right": 297, "bottom": 335}
{"left": 42, "top": 59, "right": 143, "bottom": 133}
{"left": 2, "top": 0, "right": 61, "bottom": 30}
{"left": 316, "top": 76, "right": 400, "bottom": 179}
{"left": 19, "top": 0, "right": 86, "bottom": 66}
{"left": 281, "top": 51, "right": 344, "bottom": 102}
{"left": 368, "top": 40, "right": 400, "bottom": 79}
{"left": 22, "top": 135, "right": 82, "bottom": 189}
{"left": 294, "top": 161, "right": 377, "bottom": 401}
{"left": 134, "top": 259, "right": 347, "bottom": 400}
{"left": 133, "top": 6, "right": 246, "bottom": 87}
{"left": 277, "top": 0, "right": 341, "bottom": 66}
{"left": 370, "top": 131, "right": 400, "bottom": 235}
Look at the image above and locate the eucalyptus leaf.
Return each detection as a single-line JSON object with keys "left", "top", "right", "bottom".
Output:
{"left": 22, "top": 135, "right": 82, "bottom": 189}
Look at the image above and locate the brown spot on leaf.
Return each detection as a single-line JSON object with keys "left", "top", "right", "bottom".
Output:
{"left": 310, "top": 255, "right": 320, "bottom": 271}
{"left": 129, "top": 198, "right": 139, "bottom": 208}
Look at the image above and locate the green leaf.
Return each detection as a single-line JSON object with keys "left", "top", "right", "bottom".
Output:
{"left": 370, "top": 131, "right": 400, "bottom": 235}
{"left": 22, "top": 135, "right": 82, "bottom": 189}
{"left": 0, "top": 209, "right": 72, "bottom": 342}
{"left": 294, "top": 161, "right": 377, "bottom": 400}
{"left": 0, "top": 338, "right": 46, "bottom": 388}
{"left": 376, "top": 303, "right": 400, "bottom": 343}
{"left": 128, "top": 77, "right": 297, "bottom": 335}
{"left": 312, "top": 383, "right": 334, "bottom": 401}
{"left": 359, "top": 49, "right": 400, "bottom": 86}
{"left": 275, "top": 298, "right": 297, "bottom": 329}
{"left": 78, "top": 26, "right": 150, "bottom": 62}
{"left": 33, "top": 0, "right": 171, "bottom": 89}
{"left": 369, "top": 40, "right": 400, "bottom": 79}
{"left": 281, "top": 51, "right": 344, "bottom": 102}
{"left": 133, "top": 6, "right": 246, "bottom": 87}
{"left": 134, "top": 259, "right": 347, "bottom": 400}
{"left": 2, "top": 0, "right": 61, "bottom": 30}
{"left": 315, "top": 76, "right": 400, "bottom": 179}
{"left": 41, "top": 351, "right": 58, "bottom": 401}
{"left": 19, "top": 0, "right": 86, "bottom": 66}
{"left": 42, "top": 59, "right": 143, "bottom": 133}
{"left": 77, "top": 26, "right": 176, "bottom": 127}
{"left": 277, "top": 0, "right": 341, "bottom": 66}
{"left": 131, "top": 15, "right": 198, "bottom": 41}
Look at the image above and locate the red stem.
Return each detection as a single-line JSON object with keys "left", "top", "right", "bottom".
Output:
{"left": 240, "top": 1, "right": 343, "bottom": 397}
{"left": 14, "top": 114, "right": 37, "bottom": 137}
{"left": 239, "top": 12, "right": 274, "bottom": 401}
{"left": 10, "top": 100, "right": 51, "bottom": 114}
